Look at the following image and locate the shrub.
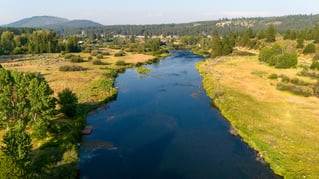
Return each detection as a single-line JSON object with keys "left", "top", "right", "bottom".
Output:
{"left": 59, "top": 65, "right": 86, "bottom": 71}
{"left": 93, "top": 59, "right": 104, "bottom": 65}
{"left": 115, "top": 60, "right": 127, "bottom": 66}
{"left": 90, "top": 50, "right": 99, "bottom": 56}
{"left": 114, "top": 50, "right": 125, "bottom": 57}
{"left": 268, "top": 73, "right": 278, "bottom": 79}
{"left": 70, "top": 55, "right": 84, "bottom": 63}
{"left": 274, "top": 52, "right": 298, "bottom": 68}
{"left": 96, "top": 54, "right": 103, "bottom": 59}
{"left": 64, "top": 53, "right": 73, "bottom": 59}
{"left": 279, "top": 74, "right": 290, "bottom": 83}
{"left": 276, "top": 82, "right": 314, "bottom": 97}
{"left": 303, "top": 43, "right": 316, "bottom": 54}
{"left": 88, "top": 56, "right": 93, "bottom": 61}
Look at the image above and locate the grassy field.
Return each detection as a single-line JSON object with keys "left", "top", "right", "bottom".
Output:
{"left": 197, "top": 54, "right": 319, "bottom": 178}
{"left": 1, "top": 49, "right": 155, "bottom": 104}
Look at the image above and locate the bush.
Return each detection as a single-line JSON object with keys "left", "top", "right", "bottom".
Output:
{"left": 64, "top": 53, "right": 73, "bottom": 59}
{"left": 88, "top": 56, "right": 93, "bottom": 61}
{"left": 298, "top": 69, "right": 319, "bottom": 79}
{"left": 96, "top": 54, "right": 103, "bottom": 59}
{"left": 277, "top": 82, "right": 314, "bottom": 97}
{"left": 114, "top": 50, "right": 125, "bottom": 57}
{"left": 303, "top": 43, "right": 316, "bottom": 54}
{"left": 268, "top": 73, "right": 278, "bottom": 79}
{"left": 90, "top": 50, "right": 99, "bottom": 56}
{"left": 279, "top": 74, "right": 290, "bottom": 83}
{"left": 70, "top": 55, "right": 84, "bottom": 63}
{"left": 115, "top": 60, "right": 127, "bottom": 66}
{"left": 93, "top": 59, "right": 105, "bottom": 65}
{"left": 259, "top": 44, "right": 298, "bottom": 68}
{"left": 274, "top": 52, "right": 298, "bottom": 68}
{"left": 59, "top": 65, "right": 86, "bottom": 71}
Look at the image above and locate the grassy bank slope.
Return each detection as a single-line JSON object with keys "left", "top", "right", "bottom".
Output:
{"left": 197, "top": 56, "right": 319, "bottom": 178}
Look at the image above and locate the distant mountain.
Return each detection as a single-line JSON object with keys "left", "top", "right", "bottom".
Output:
{"left": 5, "top": 16, "right": 103, "bottom": 29}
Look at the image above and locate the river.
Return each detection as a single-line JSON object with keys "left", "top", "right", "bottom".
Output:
{"left": 79, "top": 51, "right": 277, "bottom": 178}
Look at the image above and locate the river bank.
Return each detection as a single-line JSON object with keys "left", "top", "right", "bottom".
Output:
{"left": 197, "top": 55, "right": 319, "bottom": 178}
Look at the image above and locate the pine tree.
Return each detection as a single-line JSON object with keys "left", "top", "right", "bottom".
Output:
{"left": 266, "top": 24, "right": 276, "bottom": 42}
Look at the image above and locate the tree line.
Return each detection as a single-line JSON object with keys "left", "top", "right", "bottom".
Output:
{"left": 0, "top": 29, "right": 80, "bottom": 55}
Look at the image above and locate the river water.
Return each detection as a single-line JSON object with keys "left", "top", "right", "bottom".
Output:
{"left": 79, "top": 51, "right": 277, "bottom": 178}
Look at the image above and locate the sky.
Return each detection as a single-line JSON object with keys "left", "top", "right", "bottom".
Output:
{"left": 1, "top": 0, "right": 319, "bottom": 25}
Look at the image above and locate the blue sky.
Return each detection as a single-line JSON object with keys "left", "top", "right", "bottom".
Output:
{"left": 1, "top": 0, "right": 319, "bottom": 25}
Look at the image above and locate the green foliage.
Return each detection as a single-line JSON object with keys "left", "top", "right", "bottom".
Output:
{"left": 259, "top": 44, "right": 297, "bottom": 68}
{"left": 59, "top": 65, "right": 86, "bottom": 71}
{"left": 0, "top": 69, "right": 55, "bottom": 127}
{"left": 274, "top": 52, "right": 298, "bottom": 68}
{"left": 268, "top": 73, "right": 278, "bottom": 79}
{"left": 310, "top": 60, "right": 319, "bottom": 70}
{"left": 58, "top": 88, "right": 78, "bottom": 117}
{"left": 135, "top": 66, "right": 152, "bottom": 74}
{"left": 65, "top": 36, "right": 81, "bottom": 52}
{"left": 303, "top": 43, "right": 316, "bottom": 54}
{"left": 266, "top": 24, "right": 276, "bottom": 42}
{"left": 210, "top": 30, "right": 235, "bottom": 57}
{"left": 0, "top": 120, "right": 33, "bottom": 178}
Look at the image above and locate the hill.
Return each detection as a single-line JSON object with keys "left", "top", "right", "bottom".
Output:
{"left": 5, "top": 16, "right": 102, "bottom": 29}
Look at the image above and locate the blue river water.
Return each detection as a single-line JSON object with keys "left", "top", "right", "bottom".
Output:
{"left": 79, "top": 51, "right": 278, "bottom": 178}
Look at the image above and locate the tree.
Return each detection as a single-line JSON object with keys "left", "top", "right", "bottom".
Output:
{"left": 210, "top": 30, "right": 223, "bottom": 57}
{"left": 65, "top": 36, "right": 81, "bottom": 52}
{"left": 0, "top": 31, "right": 16, "bottom": 55}
{"left": 0, "top": 120, "right": 33, "bottom": 178}
{"left": 266, "top": 24, "right": 276, "bottom": 42}
{"left": 58, "top": 88, "right": 78, "bottom": 117}
{"left": 0, "top": 69, "right": 56, "bottom": 127}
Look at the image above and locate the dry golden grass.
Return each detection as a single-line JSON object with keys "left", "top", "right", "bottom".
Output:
{"left": 1, "top": 50, "right": 154, "bottom": 104}
{"left": 197, "top": 54, "right": 319, "bottom": 178}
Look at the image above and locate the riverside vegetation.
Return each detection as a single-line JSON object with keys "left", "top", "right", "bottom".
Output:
{"left": 196, "top": 27, "right": 319, "bottom": 177}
